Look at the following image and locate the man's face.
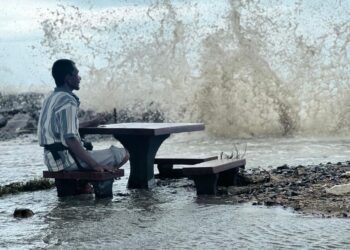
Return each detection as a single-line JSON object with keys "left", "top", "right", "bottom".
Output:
{"left": 65, "top": 65, "right": 81, "bottom": 90}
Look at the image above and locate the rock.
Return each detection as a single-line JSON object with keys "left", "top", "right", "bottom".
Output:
{"left": 277, "top": 164, "right": 289, "bottom": 170}
{"left": 312, "top": 166, "right": 321, "bottom": 172}
{"left": 264, "top": 200, "right": 278, "bottom": 206}
{"left": 295, "top": 180, "right": 305, "bottom": 186}
{"left": 116, "top": 192, "right": 130, "bottom": 197}
{"left": 291, "top": 191, "right": 299, "bottom": 196}
{"left": 340, "top": 171, "right": 350, "bottom": 178}
{"left": 0, "top": 107, "right": 23, "bottom": 115}
{"left": 0, "top": 114, "right": 7, "bottom": 128}
{"left": 294, "top": 167, "right": 306, "bottom": 177}
{"left": 13, "top": 208, "right": 34, "bottom": 218}
{"left": 228, "top": 186, "right": 252, "bottom": 195}
{"left": 0, "top": 92, "right": 43, "bottom": 112}
{"left": 1, "top": 113, "right": 32, "bottom": 134}
{"left": 264, "top": 183, "right": 273, "bottom": 188}
{"left": 326, "top": 183, "right": 350, "bottom": 196}
{"left": 235, "top": 169, "right": 271, "bottom": 186}
{"left": 78, "top": 109, "right": 97, "bottom": 123}
{"left": 217, "top": 188, "right": 228, "bottom": 195}
{"left": 0, "top": 92, "right": 43, "bottom": 137}
{"left": 293, "top": 205, "right": 301, "bottom": 211}
{"left": 268, "top": 194, "right": 277, "bottom": 199}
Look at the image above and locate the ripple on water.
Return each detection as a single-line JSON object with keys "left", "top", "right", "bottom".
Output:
{"left": 2, "top": 180, "right": 350, "bottom": 249}
{"left": 2, "top": 136, "right": 350, "bottom": 248}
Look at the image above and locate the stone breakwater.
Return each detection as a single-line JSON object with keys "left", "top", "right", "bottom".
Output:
{"left": 227, "top": 162, "right": 350, "bottom": 218}
{"left": 157, "top": 162, "right": 350, "bottom": 218}
{"left": 0, "top": 92, "right": 44, "bottom": 140}
{"left": 0, "top": 92, "right": 164, "bottom": 140}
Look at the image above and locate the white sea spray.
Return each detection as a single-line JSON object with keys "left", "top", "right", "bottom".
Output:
{"left": 2, "top": 0, "right": 350, "bottom": 137}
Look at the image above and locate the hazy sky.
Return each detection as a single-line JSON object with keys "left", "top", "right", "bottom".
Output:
{"left": 0, "top": 0, "right": 222, "bottom": 88}
{"left": 1, "top": 0, "right": 349, "bottom": 90}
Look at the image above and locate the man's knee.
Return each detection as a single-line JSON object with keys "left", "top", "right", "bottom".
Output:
{"left": 125, "top": 150, "right": 130, "bottom": 161}
{"left": 118, "top": 149, "right": 129, "bottom": 167}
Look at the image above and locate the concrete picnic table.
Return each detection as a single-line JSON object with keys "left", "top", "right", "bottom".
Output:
{"left": 79, "top": 123, "right": 205, "bottom": 189}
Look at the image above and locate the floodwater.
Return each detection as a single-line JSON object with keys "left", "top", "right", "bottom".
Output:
{"left": 2, "top": 0, "right": 350, "bottom": 248}
{"left": 1, "top": 134, "right": 350, "bottom": 249}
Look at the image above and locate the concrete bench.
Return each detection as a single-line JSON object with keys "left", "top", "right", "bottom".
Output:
{"left": 154, "top": 155, "right": 218, "bottom": 178}
{"left": 182, "top": 159, "right": 246, "bottom": 195}
{"left": 43, "top": 170, "right": 124, "bottom": 198}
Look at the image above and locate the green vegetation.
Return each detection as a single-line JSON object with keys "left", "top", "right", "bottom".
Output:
{"left": 0, "top": 178, "right": 54, "bottom": 197}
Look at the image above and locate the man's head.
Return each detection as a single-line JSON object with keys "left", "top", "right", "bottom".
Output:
{"left": 52, "top": 59, "right": 81, "bottom": 90}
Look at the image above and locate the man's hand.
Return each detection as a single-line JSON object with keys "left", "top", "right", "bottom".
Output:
{"left": 89, "top": 114, "right": 107, "bottom": 127}
{"left": 65, "top": 137, "right": 113, "bottom": 171}
{"left": 80, "top": 114, "right": 108, "bottom": 128}
{"left": 91, "top": 163, "right": 115, "bottom": 173}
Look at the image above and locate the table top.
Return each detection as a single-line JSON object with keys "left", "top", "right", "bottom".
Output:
{"left": 79, "top": 122, "right": 205, "bottom": 136}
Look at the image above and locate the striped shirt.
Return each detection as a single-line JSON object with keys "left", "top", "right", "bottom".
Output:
{"left": 37, "top": 87, "right": 81, "bottom": 171}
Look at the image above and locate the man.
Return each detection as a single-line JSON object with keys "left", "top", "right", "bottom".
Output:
{"left": 38, "top": 59, "right": 129, "bottom": 173}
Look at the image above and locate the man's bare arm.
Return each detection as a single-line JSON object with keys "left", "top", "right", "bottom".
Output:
{"left": 79, "top": 114, "right": 107, "bottom": 128}
{"left": 65, "top": 137, "right": 111, "bottom": 172}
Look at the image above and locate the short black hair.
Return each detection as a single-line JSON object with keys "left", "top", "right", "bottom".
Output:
{"left": 52, "top": 59, "right": 75, "bottom": 87}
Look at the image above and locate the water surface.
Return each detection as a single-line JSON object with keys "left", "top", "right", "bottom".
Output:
{"left": 1, "top": 134, "right": 350, "bottom": 249}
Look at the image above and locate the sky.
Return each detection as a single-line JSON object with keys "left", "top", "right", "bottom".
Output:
{"left": 0, "top": 0, "right": 225, "bottom": 89}
{"left": 0, "top": 0, "right": 349, "bottom": 91}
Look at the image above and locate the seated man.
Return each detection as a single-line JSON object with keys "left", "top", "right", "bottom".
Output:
{"left": 37, "top": 59, "right": 129, "bottom": 174}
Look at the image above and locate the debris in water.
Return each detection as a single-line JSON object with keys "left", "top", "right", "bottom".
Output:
{"left": 0, "top": 178, "right": 54, "bottom": 197}
{"left": 13, "top": 208, "right": 34, "bottom": 218}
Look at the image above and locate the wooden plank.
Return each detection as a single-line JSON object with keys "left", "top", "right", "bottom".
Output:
{"left": 79, "top": 123, "right": 205, "bottom": 136}
{"left": 182, "top": 159, "right": 246, "bottom": 175}
{"left": 43, "top": 169, "right": 124, "bottom": 181}
{"left": 155, "top": 155, "right": 218, "bottom": 165}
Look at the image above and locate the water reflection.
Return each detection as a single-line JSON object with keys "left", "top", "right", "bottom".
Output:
{"left": 3, "top": 136, "right": 350, "bottom": 248}
{"left": 2, "top": 178, "right": 350, "bottom": 249}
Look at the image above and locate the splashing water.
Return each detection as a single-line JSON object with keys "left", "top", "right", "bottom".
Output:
{"left": 26, "top": 0, "right": 350, "bottom": 137}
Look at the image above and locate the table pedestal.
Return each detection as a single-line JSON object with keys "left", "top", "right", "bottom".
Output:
{"left": 114, "top": 134, "right": 170, "bottom": 188}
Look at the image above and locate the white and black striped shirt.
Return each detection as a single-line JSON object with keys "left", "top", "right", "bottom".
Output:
{"left": 37, "top": 87, "right": 81, "bottom": 171}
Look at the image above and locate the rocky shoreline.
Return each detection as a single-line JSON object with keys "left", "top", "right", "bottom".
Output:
{"left": 224, "top": 162, "right": 350, "bottom": 218}
{"left": 0, "top": 92, "right": 164, "bottom": 140}
{"left": 0, "top": 92, "right": 43, "bottom": 140}
{"left": 157, "top": 162, "right": 350, "bottom": 218}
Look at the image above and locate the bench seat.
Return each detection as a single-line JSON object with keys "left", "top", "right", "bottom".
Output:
{"left": 43, "top": 170, "right": 124, "bottom": 180}
{"left": 154, "top": 155, "right": 218, "bottom": 178}
{"left": 43, "top": 169, "right": 124, "bottom": 198}
{"left": 182, "top": 159, "right": 246, "bottom": 195}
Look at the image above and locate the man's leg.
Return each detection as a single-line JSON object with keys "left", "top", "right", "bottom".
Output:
{"left": 79, "top": 145, "right": 129, "bottom": 169}
{"left": 61, "top": 146, "right": 128, "bottom": 196}
{"left": 80, "top": 146, "right": 128, "bottom": 197}
{"left": 63, "top": 157, "right": 93, "bottom": 195}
